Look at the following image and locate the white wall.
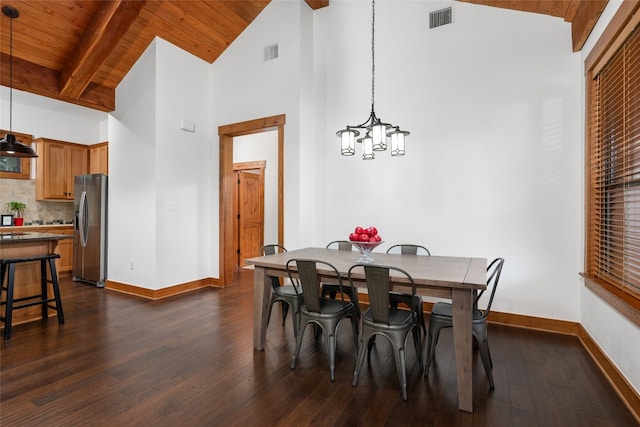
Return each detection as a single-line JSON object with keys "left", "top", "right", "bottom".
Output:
{"left": 0, "top": 87, "right": 107, "bottom": 143}
{"left": 210, "top": 0, "right": 309, "bottom": 250}
{"left": 317, "top": 0, "right": 582, "bottom": 322}
{"left": 579, "top": 0, "right": 640, "bottom": 395}
{"left": 108, "top": 38, "right": 213, "bottom": 289}
{"left": 154, "top": 39, "right": 214, "bottom": 286}
{"left": 108, "top": 41, "right": 158, "bottom": 288}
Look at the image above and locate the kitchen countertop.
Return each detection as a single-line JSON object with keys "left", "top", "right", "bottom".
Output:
{"left": 1, "top": 224, "right": 73, "bottom": 231}
{"left": 4, "top": 223, "right": 73, "bottom": 227}
{"left": 0, "top": 231, "right": 73, "bottom": 243}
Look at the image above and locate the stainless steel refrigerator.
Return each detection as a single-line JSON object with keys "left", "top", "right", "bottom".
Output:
{"left": 73, "top": 173, "right": 108, "bottom": 287}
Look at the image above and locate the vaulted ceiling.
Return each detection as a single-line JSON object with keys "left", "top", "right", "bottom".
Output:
{"left": 0, "top": 0, "right": 607, "bottom": 113}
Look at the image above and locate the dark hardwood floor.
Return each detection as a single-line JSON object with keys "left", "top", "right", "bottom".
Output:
{"left": 1, "top": 270, "right": 637, "bottom": 426}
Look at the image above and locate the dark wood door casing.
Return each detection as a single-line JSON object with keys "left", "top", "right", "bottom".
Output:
{"left": 218, "top": 114, "right": 285, "bottom": 286}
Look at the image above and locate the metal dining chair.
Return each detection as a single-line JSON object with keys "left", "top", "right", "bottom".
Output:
{"left": 322, "top": 240, "right": 359, "bottom": 304}
{"left": 349, "top": 264, "right": 423, "bottom": 401}
{"left": 424, "top": 257, "right": 505, "bottom": 390}
{"left": 385, "top": 244, "right": 430, "bottom": 336}
{"left": 287, "top": 258, "right": 359, "bottom": 381}
{"left": 260, "top": 244, "right": 303, "bottom": 338}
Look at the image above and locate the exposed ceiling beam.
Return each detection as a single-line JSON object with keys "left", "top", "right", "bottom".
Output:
{"left": 58, "top": 0, "right": 146, "bottom": 99}
{"left": 570, "top": 0, "right": 608, "bottom": 51}
{"left": 305, "top": 1, "right": 329, "bottom": 10}
{"left": 0, "top": 53, "right": 115, "bottom": 112}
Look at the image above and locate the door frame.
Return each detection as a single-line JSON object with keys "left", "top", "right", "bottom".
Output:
{"left": 218, "top": 114, "right": 285, "bottom": 286}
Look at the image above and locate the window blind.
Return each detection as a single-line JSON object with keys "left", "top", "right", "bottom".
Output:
{"left": 588, "top": 24, "right": 640, "bottom": 298}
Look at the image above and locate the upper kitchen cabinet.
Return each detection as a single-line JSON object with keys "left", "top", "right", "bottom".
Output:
{"left": 34, "top": 138, "right": 88, "bottom": 201}
{"left": 0, "top": 129, "right": 34, "bottom": 180}
{"left": 89, "top": 142, "right": 108, "bottom": 175}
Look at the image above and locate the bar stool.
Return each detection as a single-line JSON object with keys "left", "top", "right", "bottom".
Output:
{"left": 0, "top": 254, "right": 65, "bottom": 340}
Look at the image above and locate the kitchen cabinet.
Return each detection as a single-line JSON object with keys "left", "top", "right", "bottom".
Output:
{"left": 50, "top": 228, "right": 73, "bottom": 277}
{"left": 34, "top": 138, "right": 88, "bottom": 201}
{"left": 89, "top": 142, "right": 108, "bottom": 175}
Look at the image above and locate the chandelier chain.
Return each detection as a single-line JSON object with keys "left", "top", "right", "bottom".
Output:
{"left": 370, "top": 0, "right": 375, "bottom": 114}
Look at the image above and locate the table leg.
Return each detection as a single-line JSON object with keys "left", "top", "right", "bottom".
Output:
{"left": 451, "top": 288, "right": 474, "bottom": 412}
{"left": 253, "top": 266, "right": 271, "bottom": 351}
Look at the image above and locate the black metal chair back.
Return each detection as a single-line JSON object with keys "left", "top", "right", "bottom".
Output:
{"left": 326, "top": 240, "right": 354, "bottom": 251}
{"left": 386, "top": 244, "right": 430, "bottom": 256}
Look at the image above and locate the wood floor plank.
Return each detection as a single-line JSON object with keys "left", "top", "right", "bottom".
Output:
{"left": 1, "top": 271, "right": 637, "bottom": 426}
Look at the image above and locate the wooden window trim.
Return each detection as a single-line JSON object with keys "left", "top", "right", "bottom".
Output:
{"left": 584, "top": 0, "right": 640, "bottom": 321}
{"left": 581, "top": 273, "right": 640, "bottom": 328}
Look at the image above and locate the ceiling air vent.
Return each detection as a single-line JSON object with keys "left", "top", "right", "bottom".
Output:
{"left": 430, "top": 6, "right": 452, "bottom": 29}
{"left": 264, "top": 44, "right": 279, "bottom": 62}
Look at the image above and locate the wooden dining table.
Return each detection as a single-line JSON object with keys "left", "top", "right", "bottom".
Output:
{"left": 245, "top": 247, "right": 487, "bottom": 412}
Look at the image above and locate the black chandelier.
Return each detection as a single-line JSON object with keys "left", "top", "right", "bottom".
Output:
{"left": 336, "top": 0, "right": 409, "bottom": 160}
{"left": 0, "top": 6, "right": 38, "bottom": 158}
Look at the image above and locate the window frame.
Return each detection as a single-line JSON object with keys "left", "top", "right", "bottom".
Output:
{"left": 583, "top": 0, "right": 640, "bottom": 326}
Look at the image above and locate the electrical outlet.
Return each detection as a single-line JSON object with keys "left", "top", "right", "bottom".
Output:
{"left": 129, "top": 261, "right": 134, "bottom": 270}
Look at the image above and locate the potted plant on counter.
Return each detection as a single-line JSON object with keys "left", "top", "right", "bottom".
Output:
{"left": 8, "top": 201, "right": 26, "bottom": 226}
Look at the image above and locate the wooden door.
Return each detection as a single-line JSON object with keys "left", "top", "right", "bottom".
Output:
{"left": 235, "top": 166, "right": 265, "bottom": 267}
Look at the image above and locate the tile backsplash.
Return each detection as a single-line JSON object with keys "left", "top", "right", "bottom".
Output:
{"left": 0, "top": 178, "right": 74, "bottom": 224}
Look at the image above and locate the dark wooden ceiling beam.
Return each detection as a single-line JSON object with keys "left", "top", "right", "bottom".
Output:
{"left": 1, "top": 53, "right": 114, "bottom": 112}
{"left": 58, "top": 0, "right": 146, "bottom": 99}
{"left": 305, "top": 1, "right": 329, "bottom": 10}
{"left": 570, "top": 0, "right": 608, "bottom": 51}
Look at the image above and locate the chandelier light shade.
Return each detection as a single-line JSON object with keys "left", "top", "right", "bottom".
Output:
{"left": 0, "top": 6, "right": 38, "bottom": 158}
{"left": 337, "top": 0, "right": 409, "bottom": 160}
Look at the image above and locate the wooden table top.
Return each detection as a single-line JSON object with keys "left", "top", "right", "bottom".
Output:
{"left": 245, "top": 247, "right": 487, "bottom": 291}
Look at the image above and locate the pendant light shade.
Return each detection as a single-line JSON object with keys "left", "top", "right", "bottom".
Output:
{"left": 338, "top": 128, "right": 358, "bottom": 156}
{"left": 390, "top": 127, "right": 409, "bottom": 156}
{"left": 1, "top": 6, "right": 38, "bottom": 158}
{"left": 1, "top": 133, "right": 38, "bottom": 157}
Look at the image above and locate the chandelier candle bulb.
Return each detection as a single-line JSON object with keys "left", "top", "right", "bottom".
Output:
{"left": 362, "top": 135, "right": 374, "bottom": 160}
{"left": 339, "top": 129, "right": 357, "bottom": 156}
{"left": 390, "top": 128, "right": 409, "bottom": 156}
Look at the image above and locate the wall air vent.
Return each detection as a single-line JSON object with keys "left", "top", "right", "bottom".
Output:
{"left": 430, "top": 6, "right": 453, "bottom": 29}
{"left": 264, "top": 44, "right": 279, "bottom": 61}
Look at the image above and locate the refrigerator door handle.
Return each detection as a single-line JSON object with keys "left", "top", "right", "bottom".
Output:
{"left": 79, "top": 190, "right": 89, "bottom": 247}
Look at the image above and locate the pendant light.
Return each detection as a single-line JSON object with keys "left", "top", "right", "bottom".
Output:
{"left": 336, "top": 0, "right": 409, "bottom": 160}
{"left": 0, "top": 6, "right": 38, "bottom": 158}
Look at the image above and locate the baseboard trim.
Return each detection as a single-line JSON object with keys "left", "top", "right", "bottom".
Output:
{"left": 577, "top": 325, "right": 640, "bottom": 423}
{"left": 105, "top": 277, "right": 219, "bottom": 300}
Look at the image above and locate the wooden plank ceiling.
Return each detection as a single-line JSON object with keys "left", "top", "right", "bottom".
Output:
{"left": 0, "top": 0, "right": 605, "bottom": 113}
